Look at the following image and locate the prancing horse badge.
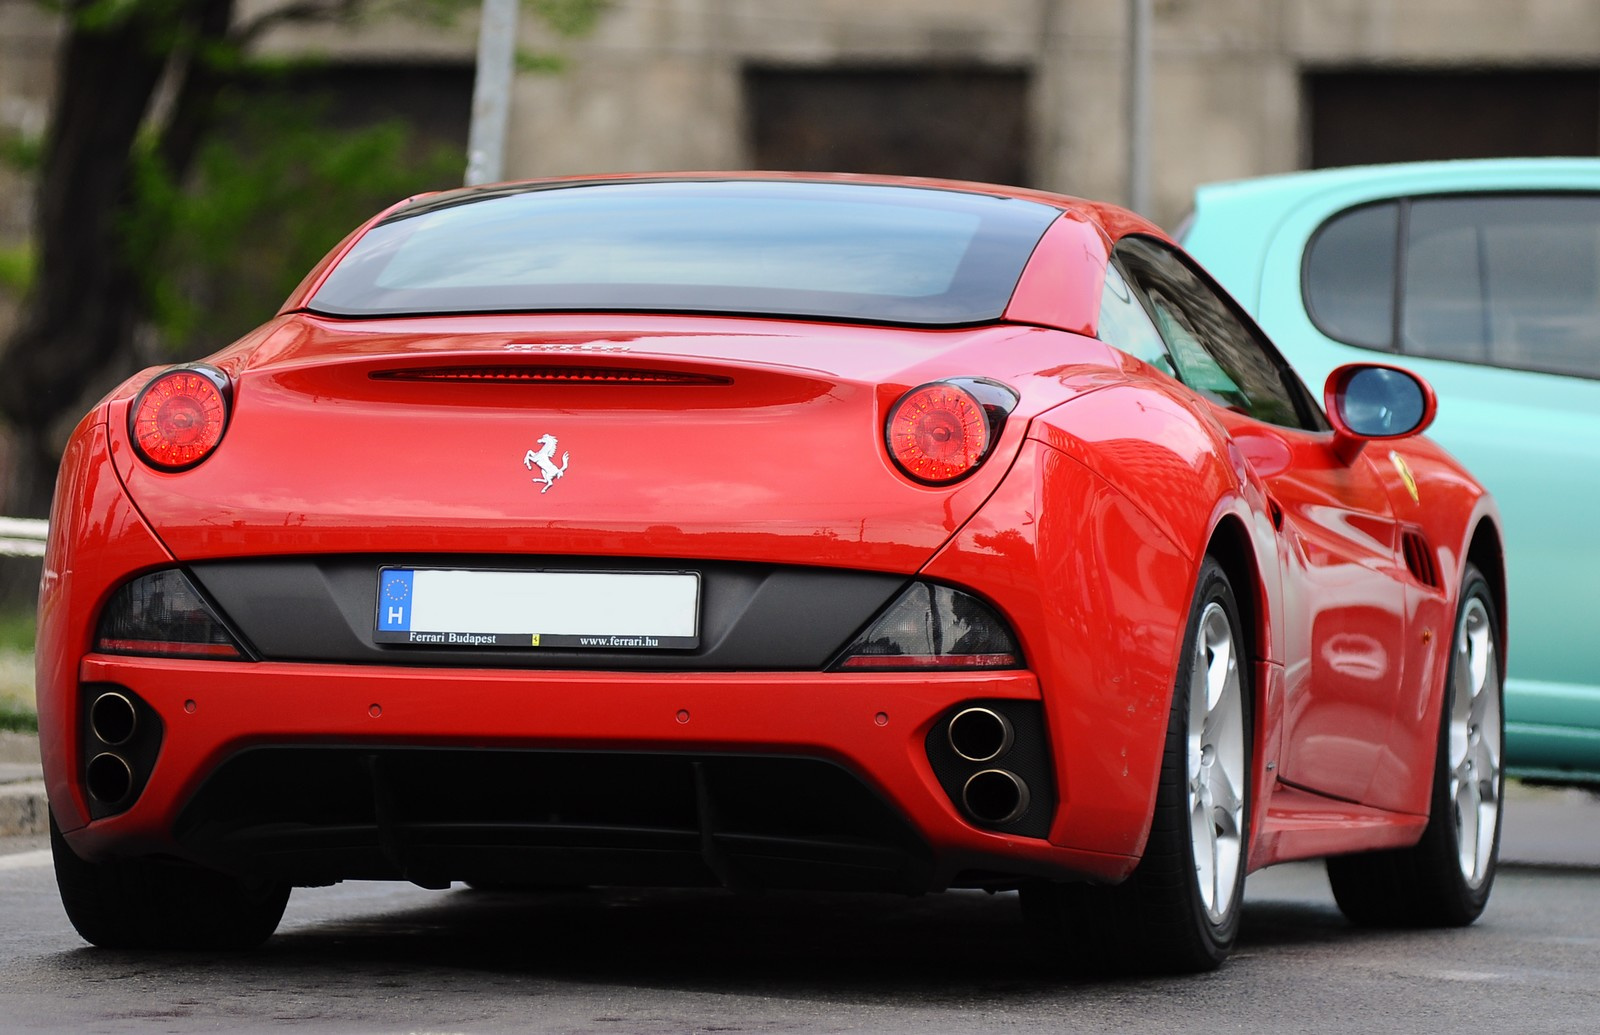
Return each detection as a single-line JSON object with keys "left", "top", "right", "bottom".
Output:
{"left": 523, "top": 434, "right": 570, "bottom": 493}
{"left": 1389, "top": 450, "right": 1420, "bottom": 504}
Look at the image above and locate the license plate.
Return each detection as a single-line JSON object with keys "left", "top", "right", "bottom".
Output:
{"left": 374, "top": 568, "right": 700, "bottom": 649}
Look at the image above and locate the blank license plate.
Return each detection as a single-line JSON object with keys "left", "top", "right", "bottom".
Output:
{"left": 374, "top": 568, "right": 700, "bottom": 649}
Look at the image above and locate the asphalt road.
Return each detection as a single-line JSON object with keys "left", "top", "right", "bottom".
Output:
{"left": 2, "top": 783, "right": 1599, "bottom": 1033}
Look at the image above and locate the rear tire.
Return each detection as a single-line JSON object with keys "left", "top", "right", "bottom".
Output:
{"left": 1326, "top": 562, "right": 1502, "bottom": 927}
{"left": 1023, "top": 557, "right": 1251, "bottom": 973}
{"left": 51, "top": 810, "right": 289, "bottom": 950}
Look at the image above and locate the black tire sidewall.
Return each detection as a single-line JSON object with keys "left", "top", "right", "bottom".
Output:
{"left": 1425, "top": 563, "right": 1503, "bottom": 919}
{"left": 1149, "top": 556, "right": 1252, "bottom": 959}
{"left": 50, "top": 807, "right": 289, "bottom": 950}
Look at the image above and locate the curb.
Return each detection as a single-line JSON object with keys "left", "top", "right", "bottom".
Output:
{"left": 0, "top": 779, "right": 46, "bottom": 838}
{"left": 0, "top": 731, "right": 46, "bottom": 838}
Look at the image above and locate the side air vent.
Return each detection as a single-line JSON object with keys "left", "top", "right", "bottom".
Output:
{"left": 1401, "top": 529, "right": 1441, "bottom": 589}
{"left": 370, "top": 366, "right": 733, "bottom": 386}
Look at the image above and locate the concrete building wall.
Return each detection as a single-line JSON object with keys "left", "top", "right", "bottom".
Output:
{"left": 506, "top": 0, "right": 1056, "bottom": 185}
{"left": 502, "top": 0, "right": 1306, "bottom": 224}
{"left": 1288, "top": 0, "right": 1600, "bottom": 63}
{"left": 0, "top": 1, "right": 59, "bottom": 256}
{"left": 498, "top": 0, "right": 1600, "bottom": 228}
{"left": 5, "top": 0, "right": 1600, "bottom": 241}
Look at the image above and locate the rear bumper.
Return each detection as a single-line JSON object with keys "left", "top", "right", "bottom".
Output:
{"left": 52, "top": 655, "right": 1136, "bottom": 891}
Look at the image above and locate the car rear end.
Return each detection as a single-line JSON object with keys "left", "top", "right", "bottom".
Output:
{"left": 39, "top": 177, "right": 1153, "bottom": 899}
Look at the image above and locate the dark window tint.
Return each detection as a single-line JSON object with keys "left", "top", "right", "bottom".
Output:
{"left": 1404, "top": 196, "right": 1600, "bottom": 377}
{"left": 1304, "top": 202, "right": 1397, "bottom": 349}
{"left": 1306, "top": 194, "right": 1600, "bottom": 379}
{"left": 309, "top": 180, "right": 1061, "bottom": 326}
{"left": 1097, "top": 262, "right": 1174, "bottom": 373}
{"left": 1118, "top": 237, "right": 1321, "bottom": 430}
{"left": 1402, "top": 200, "right": 1488, "bottom": 359}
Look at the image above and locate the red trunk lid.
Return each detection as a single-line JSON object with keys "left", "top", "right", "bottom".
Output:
{"left": 112, "top": 313, "right": 1110, "bottom": 573}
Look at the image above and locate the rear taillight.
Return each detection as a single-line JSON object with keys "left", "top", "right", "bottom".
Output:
{"left": 95, "top": 569, "right": 248, "bottom": 660}
{"left": 886, "top": 379, "right": 1017, "bottom": 485}
{"left": 129, "top": 365, "right": 231, "bottom": 470}
{"left": 832, "top": 583, "right": 1021, "bottom": 671}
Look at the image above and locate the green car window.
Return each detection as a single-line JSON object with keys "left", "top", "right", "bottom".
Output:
{"left": 1304, "top": 202, "right": 1399, "bottom": 350}
{"left": 1305, "top": 193, "right": 1600, "bottom": 380}
{"left": 1405, "top": 196, "right": 1600, "bottom": 378}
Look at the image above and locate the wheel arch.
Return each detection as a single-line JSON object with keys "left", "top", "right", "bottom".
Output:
{"left": 1203, "top": 515, "right": 1263, "bottom": 671}
{"left": 1201, "top": 511, "right": 1283, "bottom": 881}
{"left": 1465, "top": 515, "right": 1508, "bottom": 663}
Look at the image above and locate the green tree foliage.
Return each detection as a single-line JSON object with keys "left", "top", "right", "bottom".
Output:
{"left": 124, "top": 92, "right": 462, "bottom": 352}
{"left": 0, "top": 0, "right": 606, "bottom": 523}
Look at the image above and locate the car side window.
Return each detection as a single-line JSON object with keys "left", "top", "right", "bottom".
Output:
{"left": 1115, "top": 236, "right": 1322, "bottom": 430}
{"left": 1304, "top": 193, "right": 1600, "bottom": 380}
{"left": 1097, "top": 262, "right": 1176, "bottom": 375}
{"left": 1303, "top": 201, "right": 1398, "bottom": 350}
{"left": 1145, "top": 290, "right": 1251, "bottom": 407}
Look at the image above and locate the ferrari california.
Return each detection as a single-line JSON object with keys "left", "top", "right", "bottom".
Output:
{"left": 38, "top": 173, "right": 1505, "bottom": 973}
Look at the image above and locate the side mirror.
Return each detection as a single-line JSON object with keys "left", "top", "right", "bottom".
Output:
{"left": 1324, "top": 363, "right": 1437, "bottom": 464}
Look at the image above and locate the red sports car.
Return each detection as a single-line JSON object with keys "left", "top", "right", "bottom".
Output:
{"left": 38, "top": 173, "right": 1505, "bottom": 973}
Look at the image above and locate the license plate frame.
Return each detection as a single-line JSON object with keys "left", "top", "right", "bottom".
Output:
{"left": 374, "top": 567, "right": 701, "bottom": 649}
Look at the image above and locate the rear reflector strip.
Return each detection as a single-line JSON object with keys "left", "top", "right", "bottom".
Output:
{"left": 95, "top": 639, "right": 244, "bottom": 659}
{"left": 836, "top": 653, "right": 1019, "bottom": 670}
{"left": 371, "top": 366, "right": 733, "bottom": 386}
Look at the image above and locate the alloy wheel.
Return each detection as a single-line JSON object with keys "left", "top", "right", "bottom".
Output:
{"left": 1188, "top": 601, "right": 1247, "bottom": 924}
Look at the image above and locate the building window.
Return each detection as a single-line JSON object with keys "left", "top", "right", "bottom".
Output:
{"left": 1305, "top": 69, "right": 1600, "bottom": 167}
{"left": 744, "top": 67, "right": 1031, "bottom": 186}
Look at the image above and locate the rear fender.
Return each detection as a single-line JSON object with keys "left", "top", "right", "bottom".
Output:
{"left": 38, "top": 411, "right": 177, "bottom": 832}
{"left": 921, "top": 440, "right": 1193, "bottom": 863}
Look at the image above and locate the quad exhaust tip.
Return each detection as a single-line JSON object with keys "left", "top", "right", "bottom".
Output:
{"left": 85, "top": 752, "right": 133, "bottom": 805}
{"left": 89, "top": 691, "right": 138, "bottom": 747}
{"left": 84, "top": 690, "right": 143, "bottom": 808}
{"left": 947, "top": 706, "right": 1014, "bottom": 763}
{"left": 962, "top": 769, "right": 1030, "bottom": 826}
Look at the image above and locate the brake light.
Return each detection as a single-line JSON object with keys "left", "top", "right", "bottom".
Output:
{"left": 886, "top": 379, "right": 1018, "bottom": 485}
{"left": 129, "top": 366, "right": 231, "bottom": 470}
{"left": 371, "top": 366, "right": 732, "bottom": 385}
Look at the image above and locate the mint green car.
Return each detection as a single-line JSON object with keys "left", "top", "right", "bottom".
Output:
{"left": 1182, "top": 158, "right": 1600, "bottom": 785}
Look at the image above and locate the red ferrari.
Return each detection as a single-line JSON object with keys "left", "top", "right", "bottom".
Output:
{"left": 38, "top": 173, "right": 1505, "bottom": 972}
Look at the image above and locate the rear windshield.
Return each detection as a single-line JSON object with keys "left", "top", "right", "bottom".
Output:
{"left": 306, "top": 180, "right": 1061, "bottom": 325}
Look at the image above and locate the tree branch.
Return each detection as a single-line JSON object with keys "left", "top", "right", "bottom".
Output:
{"left": 232, "top": 0, "right": 362, "bottom": 46}
{"left": 155, "top": 0, "right": 238, "bottom": 180}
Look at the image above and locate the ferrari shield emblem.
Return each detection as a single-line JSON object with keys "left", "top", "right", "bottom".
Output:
{"left": 1389, "top": 450, "right": 1420, "bottom": 504}
{"left": 523, "top": 434, "right": 570, "bottom": 493}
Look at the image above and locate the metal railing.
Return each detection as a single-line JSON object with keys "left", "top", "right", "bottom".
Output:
{"left": 0, "top": 518, "right": 46, "bottom": 558}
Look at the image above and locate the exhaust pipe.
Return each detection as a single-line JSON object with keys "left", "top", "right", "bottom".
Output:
{"left": 962, "top": 768, "right": 1030, "bottom": 825}
{"left": 85, "top": 752, "right": 134, "bottom": 805}
{"left": 78, "top": 685, "right": 163, "bottom": 819}
{"left": 89, "top": 691, "right": 138, "bottom": 746}
{"left": 947, "top": 706, "right": 1014, "bottom": 763}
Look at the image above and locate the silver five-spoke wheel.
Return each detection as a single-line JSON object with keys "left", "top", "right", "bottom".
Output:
{"left": 1449, "top": 595, "right": 1501, "bottom": 890}
{"left": 1327, "top": 562, "right": 1503, "bottom": 928}
{"left": 1189, "top": 600, "right": 1246, "bottom": 925}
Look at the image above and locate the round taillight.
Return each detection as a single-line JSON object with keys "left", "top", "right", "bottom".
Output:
{"left": 887, "top": 382, "right": 991, "bottom": 484}
{"left": 130, "top": 367, "right": 231, "bottom": 470}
